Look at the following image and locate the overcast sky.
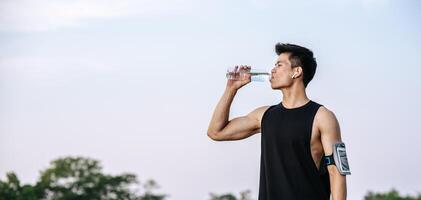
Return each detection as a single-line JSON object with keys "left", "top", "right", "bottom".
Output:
{"left": 1, "top": 0, "right": 420, "bottom": 199}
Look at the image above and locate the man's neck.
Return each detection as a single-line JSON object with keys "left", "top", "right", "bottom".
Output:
{"left": 280, "top": 84, "right": 309, "bottom": 109}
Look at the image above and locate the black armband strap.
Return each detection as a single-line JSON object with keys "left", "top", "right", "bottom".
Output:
{"left": 323, "top": 154, "right": 335, "bottom": 166}
{"left": 322, "top": 142, "right": 352, "bottom": 176}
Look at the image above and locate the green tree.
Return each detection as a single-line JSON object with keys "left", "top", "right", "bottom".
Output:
{"left": 364, "top": 188, "right": 421, "bottom": 200}
{"left": 209, "top": 189, "right": 253, "bottom": 200}
{"left": 139, "top": 180, "right": 167, "bottom": 200}
{"left": 0, "top": 156, "right": 168, "bottom": 200}
{"left": 0, "top": 172, "right": 38, "bottom": 200}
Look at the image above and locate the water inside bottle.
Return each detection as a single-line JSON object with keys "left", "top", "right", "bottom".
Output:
{"left": 226, "top": 67, "right": 271, "bottom": 82}
{"left": 250, "top": 73, "right": 271, "bottom": 82}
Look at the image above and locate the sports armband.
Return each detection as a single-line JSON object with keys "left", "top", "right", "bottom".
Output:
{"left": 323, "top": 142, "right": 351, "bottom": 176}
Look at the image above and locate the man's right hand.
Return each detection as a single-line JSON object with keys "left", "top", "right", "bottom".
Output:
{"left": 207, "top": 64, "right": 269, "bottom": 141}
{"left": 226, "top": 65, "right": 252, "bottom": 91}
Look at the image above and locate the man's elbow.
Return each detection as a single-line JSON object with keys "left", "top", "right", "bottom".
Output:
{"left": 207, "top": 131, "right": 222, "bottom": 141}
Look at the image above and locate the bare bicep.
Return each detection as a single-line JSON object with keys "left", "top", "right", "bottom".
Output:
{"left": 213, "top": 106, "right": 269, "bottom": 141}
{"left": 217, "top": 115, "right": 260, "bottom": 141}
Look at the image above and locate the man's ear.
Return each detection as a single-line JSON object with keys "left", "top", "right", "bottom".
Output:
{"left": 293, "top": 66, "right": 303, "bottom": 78}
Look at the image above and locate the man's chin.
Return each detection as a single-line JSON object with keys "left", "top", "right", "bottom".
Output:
{"left": 270, "top": 83, "right": 284, "bottom": 90}
{"left": 270, "top": 84, "right": 279, "bottom": 90}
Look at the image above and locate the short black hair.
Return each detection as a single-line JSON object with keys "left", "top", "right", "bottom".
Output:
{"left": 275, "top": 43, "right": 317, "bottom": 88}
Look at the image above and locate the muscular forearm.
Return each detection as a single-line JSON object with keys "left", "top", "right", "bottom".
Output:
{"left": 330, "top": 172, "right": 347, "bottom": 200}
{"left": 207, "top": 87, "right": 237, "bottom": 135}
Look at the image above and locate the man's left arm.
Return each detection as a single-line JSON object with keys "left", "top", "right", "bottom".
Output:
{"left": 318, "top": 107, "right": 347, "bottom": 200}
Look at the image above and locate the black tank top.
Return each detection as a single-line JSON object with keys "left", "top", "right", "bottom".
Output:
{"left": 258, "top": 100, "right": 330, "bottom": 200}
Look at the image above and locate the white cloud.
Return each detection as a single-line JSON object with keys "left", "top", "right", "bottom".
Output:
{"left": 0, "top": 0, "right": 195, "bottom": 32}
{"left": 0, "top": 0, "right": 392, "bottom": 32}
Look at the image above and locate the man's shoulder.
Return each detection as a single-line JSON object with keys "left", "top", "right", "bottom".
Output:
{"left": 315, "top": 105, "right": 339, "bottom": 129}
{"left": 248, "top": 105, "right": 274, "bottom": 123}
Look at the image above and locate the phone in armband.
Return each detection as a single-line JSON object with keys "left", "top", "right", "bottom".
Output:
{"left": 323, "top": 142, "right": 351, "bottom": 176}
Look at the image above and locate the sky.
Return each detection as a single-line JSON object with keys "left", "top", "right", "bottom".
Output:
{"left": 1, "top": 0, "right": 421, "bottom": 199}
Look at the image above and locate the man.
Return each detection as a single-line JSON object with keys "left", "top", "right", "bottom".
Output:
{"left": 207, "top": 43, "right": 348, "bottom": 200}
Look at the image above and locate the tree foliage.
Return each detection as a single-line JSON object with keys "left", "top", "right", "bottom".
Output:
{"left": 364, "top": 188, "right": 421, "bottom": 200}
{"left": 3, "top": 157, "right": 421, "bottom": 200}
{"left": 0, "top": 156, "right": 167, "bottom": 200}
{"left": 209, "top": 189, "right": 253, "bottom": 200}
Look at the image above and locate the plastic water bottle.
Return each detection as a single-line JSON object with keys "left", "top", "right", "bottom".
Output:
{"left": 226, "top": 66, "right": 271, "bottom": 82}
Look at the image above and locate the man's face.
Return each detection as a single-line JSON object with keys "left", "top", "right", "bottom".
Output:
{"left": 269, "top": 53, "right": 296, "bottom": 89}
